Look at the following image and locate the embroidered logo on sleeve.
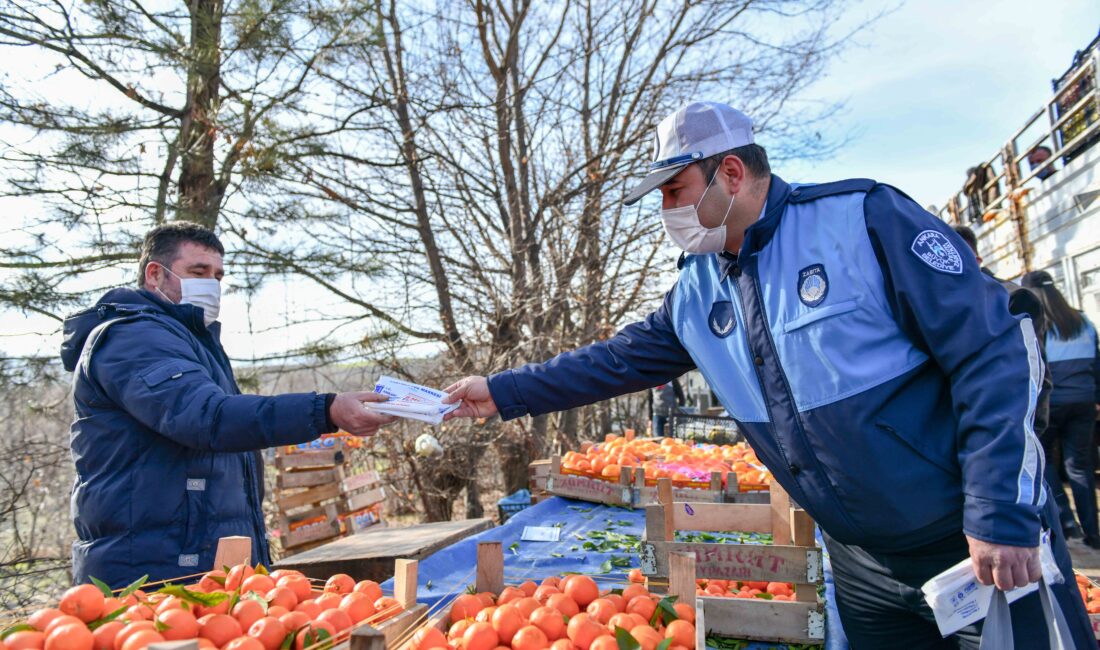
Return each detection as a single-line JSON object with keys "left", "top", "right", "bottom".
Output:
{"left": 910, "top": 230, "right": 963, "bottom": 274}
{"left": 708, "top": 301, "right": 736, "bottom": 338}
{"left": 798, "top": 264, "right": 828, "bottom": 307}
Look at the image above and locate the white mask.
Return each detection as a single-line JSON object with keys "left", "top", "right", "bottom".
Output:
{"left": 155, "top": 265, "right": 221, "bottom": 327}
{"left": 660, "top": 167, "right": 735, "bottom": 254}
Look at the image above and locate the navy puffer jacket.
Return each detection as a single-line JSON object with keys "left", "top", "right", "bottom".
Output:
{"left": 61, "top": 288, "right": 334, "bottom": 588}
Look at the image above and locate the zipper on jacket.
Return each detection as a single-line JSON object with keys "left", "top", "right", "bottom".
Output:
{"left": 743, "top": 268, "right": 862, "bottom": 531}
{"left": 727, "top": 273, "right": 797, "bottom": 474}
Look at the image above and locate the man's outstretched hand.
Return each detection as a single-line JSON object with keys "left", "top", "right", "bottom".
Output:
{"left": 330, "top": 391, "right": 397, "bottom": 437}
{"left": 443, "top": 376, "right": 498, "bottom": 421}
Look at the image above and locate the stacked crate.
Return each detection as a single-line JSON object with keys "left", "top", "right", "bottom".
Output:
{"left": 275, "top": 436, "right": 386, "bottom": 552}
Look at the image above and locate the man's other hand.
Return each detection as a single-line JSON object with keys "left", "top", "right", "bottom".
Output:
{"left": 966, "top": 535, "right": 1041, "bottom": 591}
{"left": 442, "top": 376, "right": 498, "bottom": 421}
{"left": 330, "top": 391, "right": 397, "bottom": 437}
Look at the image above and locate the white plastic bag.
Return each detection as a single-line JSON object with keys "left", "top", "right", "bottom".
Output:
{"left": 921, "top": 531, "right": 1070, "bottom": 646}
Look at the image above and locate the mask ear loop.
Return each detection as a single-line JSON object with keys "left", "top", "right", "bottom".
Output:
{"left": 697, "top": 163, "right": 736, "bottom": 228}
{"left": 151, "top": 262, "right": 180, "bottom": 305}
{"left": 712, "top": 168, "right": 739, "bottom": 228}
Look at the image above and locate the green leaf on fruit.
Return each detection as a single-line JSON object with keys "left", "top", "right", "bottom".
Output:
{"left": 254, "top": 563, "right": 269, "bottom": 576}
{"left": 118, "top": 575, "right": 148, "bottom": 599}
{"left": 88, "top": 606, "right": 129, "bottom": 630}
{"left": 656, "top": 639, "right": 673, "bottom": 650}
{"left": 245, "top": 590, "right": 270, "bottom": 612}
{"left": 614, "top": 626, "right": 641, "bottom": 650}
{"left": 1, "top": 624, "right": 36, "bottom": 640}
{"left": 90, "top": 576, "right": 115, "bottom": 598}
{"left": 653, "top": 596, "right": 679, "bottom": 625}
{"left": 156, "top": 583, "right": 232, "bottom": 607}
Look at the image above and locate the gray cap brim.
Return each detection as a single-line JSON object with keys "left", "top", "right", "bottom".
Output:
{"left": 623, "top": 163, "right": 688, "bottom": 206}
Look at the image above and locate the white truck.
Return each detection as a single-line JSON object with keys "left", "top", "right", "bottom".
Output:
{"left": 938, "top": 31, "right": 1100, "bottom": 322}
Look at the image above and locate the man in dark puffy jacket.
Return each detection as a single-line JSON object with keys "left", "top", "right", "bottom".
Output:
{"left": 60, "top": 222, "right": 395, "bottom": 588}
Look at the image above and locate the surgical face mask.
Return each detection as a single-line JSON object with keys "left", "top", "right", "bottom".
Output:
{"left": 154, "top": 264, "right": 221, "bottom": 327}
{"left": 660, "top": 167, "right": 735, "bottom": 254}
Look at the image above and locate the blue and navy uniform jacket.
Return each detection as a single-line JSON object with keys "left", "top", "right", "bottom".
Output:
{"left": 60, "top": 287, "right": 335, "bottom": 588}
{"left": 488, "top": 175, "right": 1046, "bottom": 551}
{"left": 1044, "top": 315, "right": 1100, "bottom": 406}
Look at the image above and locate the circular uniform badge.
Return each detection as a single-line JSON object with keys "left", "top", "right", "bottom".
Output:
{"left": 798, "top": 264, "right": 828, "bottom": 307}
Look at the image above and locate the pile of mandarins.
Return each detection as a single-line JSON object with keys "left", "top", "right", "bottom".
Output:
{"left": 3, "top": 565, "right": 403, "bottom": 650}
{"left": 559, "top": 437, "right": 771, "bottom": 489}
{"left": 412, "top": 574, "right": 695, "bottom": 650}
{"left": 1076, "top": 573, "right": 1100, "bottom": 614}
{"left": 624, "top": 569, "right": 794, "bottom": 603}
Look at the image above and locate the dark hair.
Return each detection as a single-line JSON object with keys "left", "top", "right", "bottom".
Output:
{"left": 952, "top": 225, "right": 978, "bottom": 254}
{"left": 1030, "top": 145, "right": 1053, "bottom": 157}
{"left": 697, "top": 143, "right": 771, "bottom": 183}
{"left": 137, "top": 221, "right": 225, "bottom": 287}
{"left": 1021, "top": 270, "right": 1084, "bottom": 339}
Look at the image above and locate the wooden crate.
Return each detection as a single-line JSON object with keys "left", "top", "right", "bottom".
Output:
{"left": 631, "top": 468, "right": 731, "bottom": 506}
{"left": 341, "top": 558, "right": 427, "bottom": 649}
{"left": 642, "top": 478, "right": 825, "bottom": 646}
{"left": 545, "top": 454, "right": 634, "bottom": 506}
{"left": 370, "top": 542, "right": 508, "bottom": 650}
{"left": 275, "top": 446, "right": 387, "bottom": 551}
{"left": 528, "top": 459, "right": 550, "bottom": 491}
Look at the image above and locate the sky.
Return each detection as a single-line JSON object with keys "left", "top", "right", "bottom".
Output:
{"left": 3, "top": 2, "right": 1100, "bottom": 360}
{"left": 783, "top": 0, "right": 1099, "bottom": 208}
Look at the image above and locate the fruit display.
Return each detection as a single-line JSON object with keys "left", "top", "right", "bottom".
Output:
{"left": 416, "top": 574, "right": 696, "bottom": 650}
{"left": 559, "top": 437, "right": 771, "bottom": 489}
{"left": 624, "top": 570, "right": 794, "bottom": 603}
{"left": 1077, "top": 573, "right": 1100, "bottom": 614}
{"left": 2, "top": 566, "right": 405, "bottom": 650}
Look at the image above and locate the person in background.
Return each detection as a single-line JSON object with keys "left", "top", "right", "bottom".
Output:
{"left": 651, "top": 377, "right": 685, "bottom": 437}
{"left": 1023, "top": 270, "right": 1100, "bottom": 548}
{"left": 954, "top": 226, "right": 1073, "bottom": 534}
{"left": 1027, "top": 146, "right": 1057, "bottom": 181}
{"left": 60, "top": 222, "right": 396, "bottom": 587}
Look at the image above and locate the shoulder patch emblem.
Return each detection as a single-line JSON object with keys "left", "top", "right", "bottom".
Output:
{"left": 911, "top": 230, "right": 963, "bottom": 275}
{"left": 798, "top": 264, "right": 828, "bottom": 307}
{"left": 708, "top": 301, "right": 736, "bottom": 338}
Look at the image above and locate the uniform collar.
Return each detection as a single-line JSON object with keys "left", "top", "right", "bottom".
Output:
{"left": 717, "top": 174, "right": 792, "bottom": 279}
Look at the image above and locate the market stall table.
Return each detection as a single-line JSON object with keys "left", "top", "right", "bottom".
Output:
{"left": 274, "top": 517, "right": 495, "bottom": 582}
{"left": 379, "top": 496, "right": 848, "bottom": 650}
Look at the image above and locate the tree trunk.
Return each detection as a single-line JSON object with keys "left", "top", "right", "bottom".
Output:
{"left": 177, "top": 0, "right": 224, "bottom": 228}
{"left": 465, "top": 479, "right": 484, "bottom": 519}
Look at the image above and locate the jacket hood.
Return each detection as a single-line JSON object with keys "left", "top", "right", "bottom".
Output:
{"left": 60, "top": 287, "right": 210, "bottom": 371}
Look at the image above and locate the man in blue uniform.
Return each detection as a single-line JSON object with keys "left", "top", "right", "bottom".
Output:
{"left": 61, "top": 222, "right": 396, "bottom": 587}
{"left": 444, "top": 103, "right": 1092, "bottom": 647}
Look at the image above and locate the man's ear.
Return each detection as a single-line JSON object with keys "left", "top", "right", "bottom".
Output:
{"left": 143, "top": 261, "right": 161, "bottom": 289}
{"left": 720, "top": 155, "right": 747, "bottom": 194}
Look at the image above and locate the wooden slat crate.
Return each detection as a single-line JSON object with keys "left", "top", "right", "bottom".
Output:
{"left": 642, "top": 478, "right": 825, "bottom": 646}
{"left": 631, "top": 467, "right": 730, "bottom": 506}
{"left": 275, "top": 445, "right": 386, "bottom": 551}
{"left": 545, "top": 454, "right": 634, "bottom": 506}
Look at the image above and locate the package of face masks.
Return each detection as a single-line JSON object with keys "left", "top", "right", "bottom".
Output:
{"left": 920, "top": 531, "right": 1062, "bottom": 637}
{"left": 364, "top": 375, "right": 460, "bottom": 425}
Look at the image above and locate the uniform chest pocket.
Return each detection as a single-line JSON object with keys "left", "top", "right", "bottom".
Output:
{"left": 781, "top": 298, "right": 860, "bottom": 334}
{"left": 140, "top": 360, "right": 201, "bottom": 388}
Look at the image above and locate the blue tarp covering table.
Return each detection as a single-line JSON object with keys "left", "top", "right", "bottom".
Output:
{"left": 379, "top": 496, "right": 847, "bottom": 650}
